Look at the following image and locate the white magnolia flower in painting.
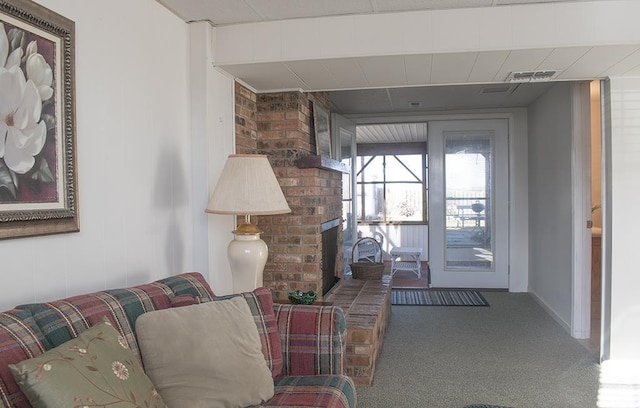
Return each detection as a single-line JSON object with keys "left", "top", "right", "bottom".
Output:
{"left": 0, "top": 65, "right": 47, "bottom": 174}
{"left": 0, "top": 23, "right": 22, "bottom": 70}
{"left": 25, "top": 42, "right": 53, "bottom": 101}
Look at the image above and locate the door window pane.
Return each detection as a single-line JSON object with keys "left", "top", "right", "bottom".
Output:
{"left": 444, "top": 133, "right": 493, "bottom": 270}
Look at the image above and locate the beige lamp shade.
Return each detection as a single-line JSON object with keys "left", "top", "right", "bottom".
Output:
{"left": 206, "top": 154, "right": 291, "bottom": 216}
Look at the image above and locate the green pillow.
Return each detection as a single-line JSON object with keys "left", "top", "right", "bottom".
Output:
{"left": 9, "top": 320, "right": 167, "bottom": 408}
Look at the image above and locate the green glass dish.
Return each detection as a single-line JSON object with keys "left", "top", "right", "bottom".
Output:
{"left": 288, "top": 290, "right": 317, "bottom": 305}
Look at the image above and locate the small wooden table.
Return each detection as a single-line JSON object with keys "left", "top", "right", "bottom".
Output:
{"left": 390, "top": 247, "right": 422, "bottom": 278}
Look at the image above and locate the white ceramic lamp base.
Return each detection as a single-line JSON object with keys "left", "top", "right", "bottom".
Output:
{"left": 227, "top": 234, "right": 268, "bottom": 293}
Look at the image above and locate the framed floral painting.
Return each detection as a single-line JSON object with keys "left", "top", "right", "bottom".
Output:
{"left": 0, "top": 0, "right": 78, "bottom": 239}
{"left": 313, "top": 101, "right": 331, "bottom": 158}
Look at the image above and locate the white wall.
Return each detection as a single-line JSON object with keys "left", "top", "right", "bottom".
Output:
{"left": 607, "top": 77, "right": 640, "bottom": 360}
{"left": 0, "top": 0, "right": 193, "bottom": 311}
{"left": 189, "top": 23, "right": 235, "bottom": 295}
{"left": 527, "top": 83, "right": 574, "bottom": 328}
{"left": 358, "top": 224, "right": 428, "bottom": 261}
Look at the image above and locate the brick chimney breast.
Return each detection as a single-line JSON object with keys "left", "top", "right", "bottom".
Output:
{"left": 234, "top": 84, "right": 343, "bottom": 301}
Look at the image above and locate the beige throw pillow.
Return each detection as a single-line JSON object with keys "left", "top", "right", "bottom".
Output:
{"left": 135, "top": 296, "right": 274, "bottom": 408}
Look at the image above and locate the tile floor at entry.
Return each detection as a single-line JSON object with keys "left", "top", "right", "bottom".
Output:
{"left": 388, "top": 261, "right": 430, "bottom": 289}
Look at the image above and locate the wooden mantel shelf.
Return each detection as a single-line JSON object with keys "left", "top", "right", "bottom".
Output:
{"left": 296, "top": 154, "right": 350, "bottom": 174}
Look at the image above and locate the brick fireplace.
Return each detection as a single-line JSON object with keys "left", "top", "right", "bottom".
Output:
{"left": 234, "top": 83, "right": 392, "bottom": 386}
{"left": 234, "top": 83, "right": 344, "bottom": 301}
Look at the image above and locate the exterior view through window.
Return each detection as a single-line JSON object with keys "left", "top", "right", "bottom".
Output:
{"left": 356, "top": 154, "right": 427, "bottom": 224}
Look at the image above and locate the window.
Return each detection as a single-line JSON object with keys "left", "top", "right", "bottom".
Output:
{"left": 356, "top": 151, "right": 428, "bottom": 224}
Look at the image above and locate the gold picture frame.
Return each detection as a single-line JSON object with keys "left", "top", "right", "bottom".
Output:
{"left": 0, "top": 0, "right": 78, "bottom": 239}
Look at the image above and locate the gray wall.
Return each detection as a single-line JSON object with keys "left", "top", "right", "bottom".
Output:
{"left": 527, "top": 83, "right": 574, "bottom": 326}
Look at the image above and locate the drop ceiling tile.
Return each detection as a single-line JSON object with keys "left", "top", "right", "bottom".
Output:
{"left": 431, "top": 53, "right": 478, "bottom": 84}
{"left": 560, "top": 45, "right": 640, "bottom": 79}
{"left": 324, "top": 58, "right": 370, "bottom": 89}
{"left": 496, "top": 0, "right": 582, "bottom": 5}
{"left": 624, "top": 64, "right": 640, "bottom": 77}
{"left": 358, "top": 56, "right": 408, "bottom": 87}
{"left": 157, "top": 0, "right": 263, "bottom": 24}
{"left": 374, "top": 0, "right": 492, "bottom": 12}
{"left": 493, "top": 48, "right": 554, "bottom": 81}
{"left": 602, "top": 48, "right": 640, "bottom": 77}
{"left": 468, "top": 51, "right": 510, "bottom": 83}
{"left": 330, "top": 88, "right": 393, "bottom": 114}
{"left": 404, "top": 54, "right": 433, "bottom": 85}
{"left": 247, "top": 0, "right": 373, "bottom": 21}
{"left": 220, "top": 62, "right": 307, "bottom": 91}
{"left": 536, "top": 47, "right": 591, "bottom": 71}
{"left": 286, "top": 60, "right": 341, "bottom": 90}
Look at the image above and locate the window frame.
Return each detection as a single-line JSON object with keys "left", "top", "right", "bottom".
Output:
{"left": 356, "top": 142, "right": 428, "bottom": 225}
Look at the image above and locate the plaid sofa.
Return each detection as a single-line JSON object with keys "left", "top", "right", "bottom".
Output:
{"left": 0, "top": 272, "right": 356, "bottom": 408}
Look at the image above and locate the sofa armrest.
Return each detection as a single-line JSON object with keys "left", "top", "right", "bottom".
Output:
{"left": 273, "top": 304, "right": 347, "bottom": 376}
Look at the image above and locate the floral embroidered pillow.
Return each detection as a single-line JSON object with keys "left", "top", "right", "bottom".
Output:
{"left": 9, "top": 320, "right": 166, "bottom": 408}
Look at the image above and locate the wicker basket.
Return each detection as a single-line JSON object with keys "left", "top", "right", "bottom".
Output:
{"left": 350, "top": 237, "right": 384, "bottom": 280}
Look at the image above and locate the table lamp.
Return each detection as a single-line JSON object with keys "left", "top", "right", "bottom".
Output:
{"left": 206, "top": 154, "right": 291, "bottom": 292}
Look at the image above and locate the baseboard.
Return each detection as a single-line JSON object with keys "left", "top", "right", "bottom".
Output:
{"left": 528, "top": 290, "right": 571, "bottom": 333}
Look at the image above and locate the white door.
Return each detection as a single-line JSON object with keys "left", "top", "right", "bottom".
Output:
{"left": 428, "top": 119, "right": 509, "bottom": 288}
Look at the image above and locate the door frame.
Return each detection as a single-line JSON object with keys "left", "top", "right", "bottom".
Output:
{"left": 348, "top": 111, "right": 528, "bottom": 293}
{"left": 570, "top": 82, "right": 593, "bottom": 340}
{"left": 331, "top": 113, "right": 358, "bottom": 267}
{"left": 428, "top": 119, "right": 510, "bottom": 289}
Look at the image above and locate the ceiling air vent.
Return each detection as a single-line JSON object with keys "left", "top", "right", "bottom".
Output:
{"left": 506, "top": 70, "right": 560, "bottom": 83}
{"left": 480, "top": 85, "right": 514, "bottom": 94}
{"left": 409, "top": 101, "right": 422, "bottom": 108}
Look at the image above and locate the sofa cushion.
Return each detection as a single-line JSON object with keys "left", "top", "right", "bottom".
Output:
{"left": 169, "top": 293, "right": 199, "bottom": 308}
{"left": 15, "top": 273, "right": 216, "bottom": 364}
{"left": 16, "top": 284, "right": 170, "bottom": 362}
{"left": 136, "top": 297, "right": 274, "bottom": 407}
{"left": 274, "top": 304, "right": 347, "bottom": 376}
{"left": 155, "top": 272, "right": 215, "bottom": 302}
{"left": 265, "top": 375, "right": 357, "bottom": 408}
{"left": 216, "top": 287, "right": 284, "bottom": 378}
{"left": 0, "top": 309, "right": 51, "bottom": 408}
{"left": 9, "top": 320, "right": 167, "bottom": 408}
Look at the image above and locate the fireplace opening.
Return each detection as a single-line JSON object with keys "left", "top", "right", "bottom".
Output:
{"left": 321, "top": 218, "right": 340, "bottom": 295}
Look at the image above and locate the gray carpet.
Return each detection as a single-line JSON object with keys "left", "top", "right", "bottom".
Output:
{"left": 392, "top": 289, "right": 489, "bottom": 306}
{"left": 464, "top": 405, "right": 513, "bottom": 408}
{"left": 356, "top": 292, "right": 600, "bottom": 408}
